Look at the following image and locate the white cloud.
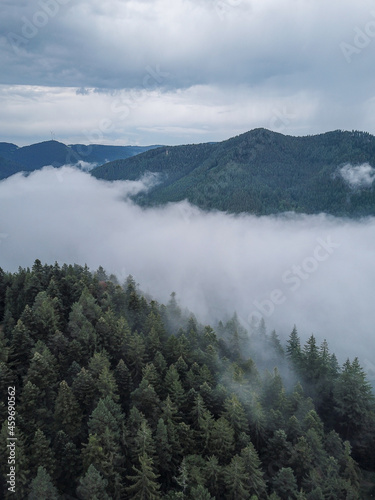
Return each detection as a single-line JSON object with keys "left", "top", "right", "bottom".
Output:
{"left": 339, "top": 163, "right": 375, "bottom": 189}
{"left": 0, "top": 84, "right": 320, "bottom": 146}
{"left": 0, "top": 167, "right": 374, "bottom": 372}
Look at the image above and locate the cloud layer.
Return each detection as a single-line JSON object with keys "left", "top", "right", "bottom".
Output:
{"left": 2, "top": 0, "right": 375, "bottom": 145}
{"left": 0, "top": 167, "right": 374, "bottom": 375}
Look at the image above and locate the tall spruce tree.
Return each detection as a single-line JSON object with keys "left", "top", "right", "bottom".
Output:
{"left": 126, "top": 453, "right": 161, "bottom": 499}
{"left": 28, "top": 466, "right": 59, "bottom": 500}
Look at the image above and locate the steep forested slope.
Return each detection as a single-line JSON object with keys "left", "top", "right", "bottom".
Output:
{"left": 92, "top": 129, "right": 375, "bottom": 216}
{"left": 0, "top": 261, "right": 374, "bottom": 498}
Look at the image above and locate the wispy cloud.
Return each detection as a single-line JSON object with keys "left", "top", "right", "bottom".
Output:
{"left": 339, "top": 163, "right": 375, "bottom": 189}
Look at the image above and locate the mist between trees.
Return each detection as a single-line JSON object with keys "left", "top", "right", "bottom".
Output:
{"left": 0, "top": 260, "right": 374, "bottom": 498}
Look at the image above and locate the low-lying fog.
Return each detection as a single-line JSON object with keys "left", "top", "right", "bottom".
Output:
{"left": 0, "top": 166, "right": 374, "bottom": 377}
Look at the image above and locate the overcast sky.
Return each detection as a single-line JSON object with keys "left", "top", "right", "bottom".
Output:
{"left": 1, "top": 0, "right": 375, "bottom": 146}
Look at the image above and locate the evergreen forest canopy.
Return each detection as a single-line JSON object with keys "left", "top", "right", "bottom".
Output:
{"left": 0, "top": 260, "right": 374, "bottom": 499}
{"left": 92, "top": 128, "right": 375, "bottom": 217}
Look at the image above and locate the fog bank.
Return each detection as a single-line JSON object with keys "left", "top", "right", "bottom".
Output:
{"left": 0, "top": 167, "right": 374, "bottom": 374}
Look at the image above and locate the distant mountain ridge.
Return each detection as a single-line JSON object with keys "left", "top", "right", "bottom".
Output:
{"left": 0, "top": 140, "right": 161, "bottom": 179}
{"left": 91, "top": 128, "right": 375, "bottom": 217}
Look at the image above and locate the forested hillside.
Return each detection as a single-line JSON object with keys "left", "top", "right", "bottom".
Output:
{"left": 92, "top": 128, "right": 375, "bottom": 217}
{"left": 0, "top": 141, "right": 161, "bottom": 179}
{"left": 0, "top": 261, "right": 374, "bottom": 499}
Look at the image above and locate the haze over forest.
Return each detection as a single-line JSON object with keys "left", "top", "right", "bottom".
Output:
{"left": 2, "top": 0, "right": 375, "bottom": 497}
{"left": 0, "top": 160, "right": 374, "bottom": 378}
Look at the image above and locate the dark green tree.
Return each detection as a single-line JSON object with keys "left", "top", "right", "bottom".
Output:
{"left": 126, "top": 453, "right": 161, "bottom": 499}
{"left": 54, "top": 380, "right": 82, "bottom": 438}
{"left": 28, "top": 466, "right": 59, "bottom": 500}
{"left": 272, "top": 467, "right": 298, "bottom": 500}
{"left": 210, "top": 416, "right": 235, "bottom": 463}
{"left": 286, "top": 325, "right": 302, "bottom": 370}
{"left": 76, "top": 464, "right": 112, "bottom": 500}
{"left": 333, "top": 357, "right": 375, "bottom": 440}
{"left": 30, "top": 429, "right": 56, "bottom": 479}
{"left": 223, "top": 455, "right": 250, "bottom": 500}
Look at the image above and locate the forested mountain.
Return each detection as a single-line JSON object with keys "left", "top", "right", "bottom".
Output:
{"left": 69, "top": 144, "right": 162, "bottom": 167}
{"left": 92, "top": 128, "right": 375, "bottom": 217}
{"left": 0, "top": 141, "right": 161, "bottom": 179}
{"left": 0, "top": 260, "right": 374, "bottom": 498}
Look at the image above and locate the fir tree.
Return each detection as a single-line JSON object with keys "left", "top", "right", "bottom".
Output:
{"left": 76, "top": 464, "right": 112, "bottom": 500}
{"left": 210, "top": 416, "right": 235, "bottom": 463}
{"left": 286, "top": 325, "right": 301, "bottom": 370}
{"left": 54, "top": 380, "right": 82, "bottom": 438}
{"left": 126, "top": 453, "right": 161, "bottom": 499}
{"left": 272, "top": 467, "right": 298, "bottom": 500}
{"left": 28, "top": 466, "right": 59, "bottom": 500}
{"left": 30, "top": 429, "right": 56, "bottom": 479}
{"left": 223, "top": 455, "right": 251, "bottom": 500}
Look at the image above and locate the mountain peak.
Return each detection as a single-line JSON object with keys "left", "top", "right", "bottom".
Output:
{"left": 92, "top": 128, "right": 375, "bottom": 217}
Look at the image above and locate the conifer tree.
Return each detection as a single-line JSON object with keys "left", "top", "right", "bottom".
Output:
{"left": 54, "top": 380, "right": 82, "bottom": 438}
{"left": 88, "top": 350, "right": 111, "bottom": 379}
{"left": 126, "top": 453, "right": 161, "bottom": 499}
{"left": 223, "top": 455, "right": 250, "bottom": 500}
{"left": 115, "top": 358, "right": 132, "bottom": 410}
{"left": 153, "top": 351, "right": 168, "bottom": 378}
{"left": 97, "top": 365, "right": 120, "bottom": 401}
{"left": 131, "top": 377, "right": 161, "bottom": 423}
{"left": 333, "top": 357, "right": 375, "bottom": 439}
{"left": 8, "top": 319, "right": 34, "bottom": 378}
{"left": 26, "top": 341, "right": 58, "bottom": 384}
{"left": 154, "top": 418, "right": 171, "bottom": 472}
{"left": 72, "top": 367, "right": 97, "bottom": 416}
{"left": 289, "top": 436, "right": 314, "bottom": 486}
{"left": 53, "top": 431, "right": 81, "bottom": 494}
{"left": 132, "top": 420, "right": 156, "bottom": 464}
{"left": 248, "top": 394, "right": 266, "bottom": 448}
{"left": 265, "top": 429, "right": 292, "bottom": 476}
{"left": 286, "top": 325, "right": 302, "bottom": 370}
{"left": 76, "top": 464, "right": 112, "bottom": 500}
{"left": 127, "top": 332, "right": 147, "bottom": 382}
{"left": 165, "top": 364, "right": 186, "bottom": 410}
{"left": 204, "top": 455, "right": 222, "bottom": 498}
{"left": 190, "top": 484, "right": 215, "bottom": 500}
{"left": 28, "top": 466, "right": 59, "bottom": 500}
{"left": 222, "top": 394, "right": 249, "bottom": 438}
{"left": 240, "top": 443, "right": 267, "bottom": 498}
{"left": 77, "top": 286, "right": 101, "bottom": 323}
{"left": 210, "top": 416, "right": 235, "bottom": 463}
{"left": 142, "top": 362, "right": 161, "bottom": 389}
{"left": 30, "top": 429, "right": 56, "bottom": 479}
{"left": 31, "top": 291, "right": 60, "bottom": 340}
{"left": 272, "top": 467, "right": 298, "bottom": 500}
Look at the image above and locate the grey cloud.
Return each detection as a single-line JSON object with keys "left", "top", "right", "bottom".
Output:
{"left": 2, "top": 0, "right": 375, "bottom": 144}
{"left": 1, "top": 0, "right": 373, "bottom": 92}
{"left": 339, "top": 163, "right": 375, "bottom": 189}
{"left": 0, "top": 167, "right": 374, "bottom": 377}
